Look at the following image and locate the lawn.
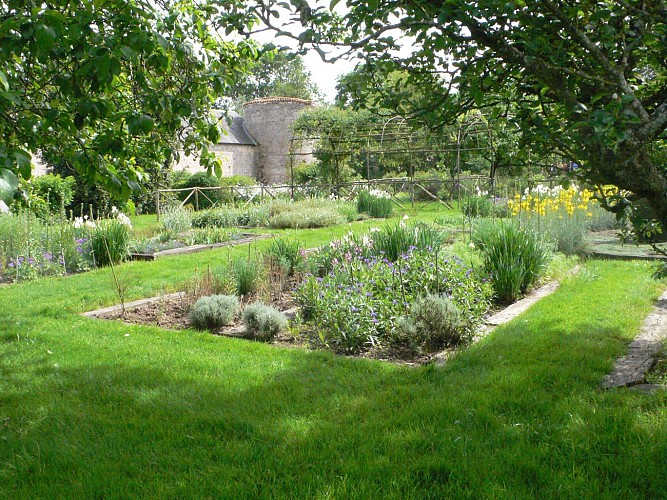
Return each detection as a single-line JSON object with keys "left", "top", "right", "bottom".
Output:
{"left": 1, "top": 215, "right": 666, "bottom": 497}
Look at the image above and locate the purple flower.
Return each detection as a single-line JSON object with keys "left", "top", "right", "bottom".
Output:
{"left": 43, "top": 252, "right": 53, "bottom": 261}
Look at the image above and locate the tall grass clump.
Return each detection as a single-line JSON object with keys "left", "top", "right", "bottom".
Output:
{"left": 371, "top": 221, "right": 446, "bottom": 261}
{"left": 189, "top": 294, "right": 238, "bottom": 330}
{"left": 232, "top": 255, "right": 264, "bottom": 297}
{"left": 265, "top": 236, "right": 304, "bottom": 276}
{"left": 473, "top": 220, "right": 551, "bottom": 303}
{"left": 357, "top": 190, "right": 393, "bottom": 218}
{"left": 91, "top": 219, "right": 130, "bottom": 267}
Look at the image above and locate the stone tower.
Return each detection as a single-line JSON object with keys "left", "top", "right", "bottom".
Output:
{"left": 243, "top": 97, "right": 312, "bottom": 184}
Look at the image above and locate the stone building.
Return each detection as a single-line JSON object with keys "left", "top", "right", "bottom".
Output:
{"left": 173, "top": 96, "right": 313, "bottom": 184}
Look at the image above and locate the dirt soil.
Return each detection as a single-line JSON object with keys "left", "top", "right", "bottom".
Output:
{"left": 92, "top": 290, "right": 436, "bottom": 366}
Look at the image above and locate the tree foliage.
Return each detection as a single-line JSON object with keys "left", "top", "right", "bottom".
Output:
{"left": 0, "top": 0, "right": 258, "bottom": 199}
{"left": 250, "top": 0, "right": 667, "bottom": 231}
{"left": 225, "top": 50, "right": 322, "bottom": 109}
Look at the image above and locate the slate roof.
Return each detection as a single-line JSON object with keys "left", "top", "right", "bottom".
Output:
{"left": 216, "top": 110, "right": 257, "bottom": 146}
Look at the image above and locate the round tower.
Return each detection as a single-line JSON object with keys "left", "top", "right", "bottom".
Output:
{"left": 243, "top": 97, "right": 312, "bottom": 184}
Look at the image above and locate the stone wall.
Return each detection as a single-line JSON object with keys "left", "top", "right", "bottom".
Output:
{"left": 243, "top": 97, "right": 312, "bottom": 184}
{"left": 172, "top": 144, "right": 257, "bottom": 178}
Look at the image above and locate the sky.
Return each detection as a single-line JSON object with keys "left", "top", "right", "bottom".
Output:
{"left": 301, "top": 51, "right": 357, "bottom": 103}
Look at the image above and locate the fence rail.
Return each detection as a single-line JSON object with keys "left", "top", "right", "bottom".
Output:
{"left": 155, "top": 176, "right": 496, "bottom": 220}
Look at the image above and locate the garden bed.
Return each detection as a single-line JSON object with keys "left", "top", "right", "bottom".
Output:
{"left": 129, "top": 233, "right": 269, "bottom": 261}
{"left": 82, "top": 278, "right": 562, "bottom": 366}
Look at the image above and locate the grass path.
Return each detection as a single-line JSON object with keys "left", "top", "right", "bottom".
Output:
{"left": 1, "top": 222, "right": 666, "bottom": 496}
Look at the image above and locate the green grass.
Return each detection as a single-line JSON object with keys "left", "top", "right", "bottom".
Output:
{"left": 1, "top": 211, "right": 667, "bottom": 497}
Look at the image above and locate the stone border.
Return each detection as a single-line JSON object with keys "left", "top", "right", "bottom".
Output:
{"left": 129, "top": 234, "right": 270, "bottom": 261}
{"left": 81, "top": 292, "right": 186, "bottom": 318}
{"left": 82, "top": 294, "right": 299, "bottom": 337}
{"left": 601, "top": 289, "right": 667, "bottom": 390}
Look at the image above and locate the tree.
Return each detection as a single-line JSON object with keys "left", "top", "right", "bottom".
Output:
{"left": 249, "top": 1, "right": 667, "bottom": 233}
{"left": 0, "top": 0, "right": 257, "bottom": 201}
{"left": 226, "top": 50, "right": 322, "bottom": 109}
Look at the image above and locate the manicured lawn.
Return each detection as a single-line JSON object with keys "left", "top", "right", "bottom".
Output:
{"left": 1, "top": 218, "right": 666, "bottom": 497}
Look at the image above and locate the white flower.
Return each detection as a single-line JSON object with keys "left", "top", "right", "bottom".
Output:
{"left": 73, "top": 217, "right": 84, "bottom": 228}
{"left": 369, "top": 227, "right": 381, "bottom": 233}
{"left": 111, "top": 206, "right": 119, "bottom": 215}
{"left": 402, "top": 214, "right": 409, "bottom": 221}
{"left": 116, "top": 213, "right": 132, "bottom": 228}
{"left": 469, "top": 241, "right": 476, "bottom": 250}
{"left": 85, "top": 220, "right": 96, "bottom": 229}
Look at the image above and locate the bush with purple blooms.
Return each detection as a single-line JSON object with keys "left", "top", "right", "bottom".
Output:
{"left": 296, "top": 229, "right": 492, "bottom": 354}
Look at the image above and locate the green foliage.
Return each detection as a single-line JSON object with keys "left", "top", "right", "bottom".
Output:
{"left": 268, "top": 1, "right": 667, "bottom": 234}
{"left": 357, "top": 190, "right": 393, "bottom": 218}
{"left": 266, "top": 237, "right": 305, "bottom": 276}
{"left": 523, "top": 212, "right": 591, "bottom": 257}
{"left": 241, "top": 302, "right": 287, "bottom": 341}
{"left": 226, "top": 50, "right": 322, "bottom": 109}
{"left": 188, "top": 294, "right": 238, "bottom": 330}
{"left": 25, "top": 174, "right": 75, "bottom": 218}
{"left": 0, "top": 1, "right": 258, "bottom": 198}
{"left": 191, "top": 205, "right": 269, "bottom": 228}
{"left": 267, "top": 199, "right": 355, "bottom": 229}
{"left": 0, "top": 168, "right": 19, "bottom": 205}
{"left": 461, "top": 195, "right": 494, "bottom": 218}
{"left": 232, "top": 256, "right": 263, "bottom": 298}
{"left": 90, "top": 219, "right": 130, "bottom": 267}
{"left": 370, "top": 221, "right": 446, "bottom": 262}
{"left": 397, "top": 295, "right": 467, "bottom": 352}
{"left": 297, "top": 235, "right": 492, "bottom": 353}
{"left": 176, "top": 172, "right": 223, "bottom": 210}
{"left": 0, "top": 210, "right": 93, "bottom": 282}
{"left": 160, "top": 206, "right": 192, "bottom": 234}
{"left": 473, "top": 220, "right": 551, "bottom": 303}
{"left": 268, "top": 208, "right": 346, "bottom": 229}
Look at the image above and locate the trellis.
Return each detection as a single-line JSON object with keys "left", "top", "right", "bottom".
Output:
{"left": 287, "top": 113, "right": 497, "bottom": 207}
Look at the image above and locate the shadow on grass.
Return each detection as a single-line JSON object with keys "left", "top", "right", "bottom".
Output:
{"left": 1, "top": 317, "right": 666, "bottom": 498}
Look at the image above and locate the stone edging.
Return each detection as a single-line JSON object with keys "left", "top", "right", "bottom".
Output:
{"left": 601, "top": 289, "right": 667, "bottom": 390}
{"left": 129, "top": 234, "right": 270, "bottom": 261}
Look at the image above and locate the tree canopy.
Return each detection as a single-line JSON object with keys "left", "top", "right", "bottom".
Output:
{"left": 250, "top": 0, "right": 667, "bottom": 231}
{"left": 225, "top": 50, "right": 322, "bottom": 110}
{"left": 0, "top": 0, "right": 257, "bottom": 202}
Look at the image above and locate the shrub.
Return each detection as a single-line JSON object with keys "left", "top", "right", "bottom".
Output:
{"left": 90, "top": 219, "right": 130, "bottom": 267}
{"left": 357, "top": 190, "right": 393, "bottom": 218}
{"left": 473, "top": 220, "right": 551, "bottom": 303}
{"left": 266, "top": 237, "right": 305, "bottom": 276}
{"left": 242, "top": 302, "right": 287, "bottom": 340}
{"left": 189, "top": 294, "right": 238, "bottom": 330}
{"left": 191, "top": 205, "right": 269, "bottom": 228}
{"left": 267, "top": 198, "right": 357, "bottom": 228}
{"left": 29, "top": 174, "right": 76, "bottom": 218}
{"left": 397, "top": 295, "right": 467, "bottom": 351}
{"left": 268, "top": 208, "right": 346, "bottom": 229}
{"left": 160, "top": 206, "right": 192, "bottom": 234}
{"left": 296, "top": 243, "right": 493, "bottom": 354}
